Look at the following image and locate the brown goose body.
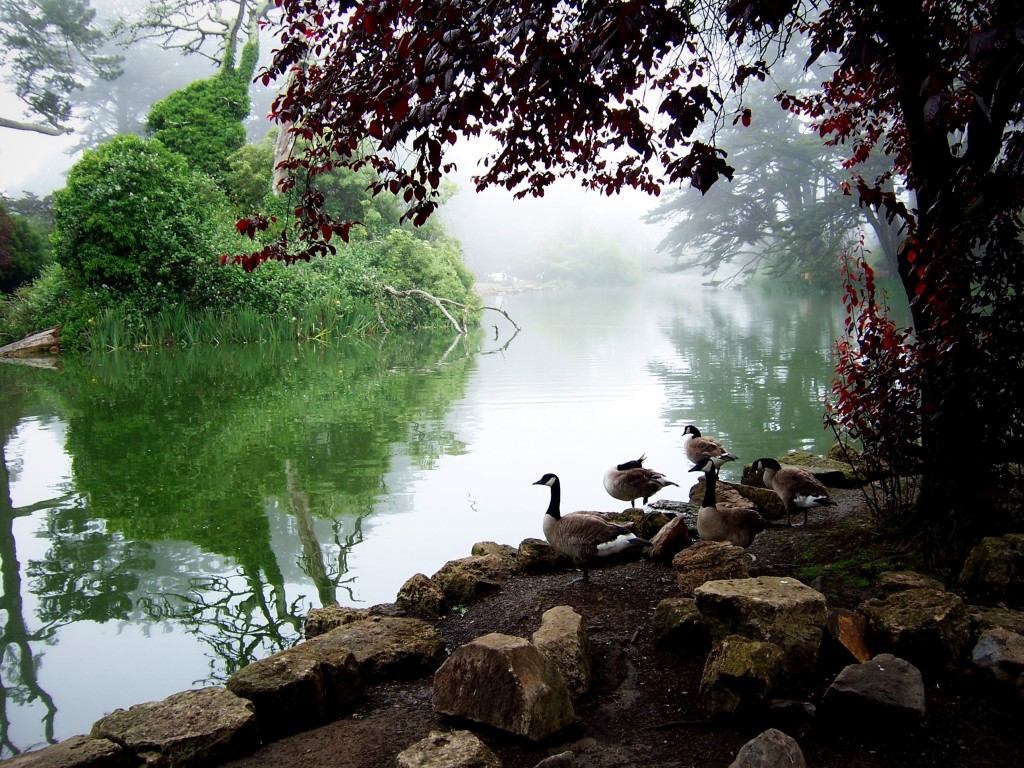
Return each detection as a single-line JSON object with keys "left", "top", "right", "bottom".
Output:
{"left": 603, "top": 454, "right": 678, "bottom": 508}
{"left": 751, "top": 457, "right": 836, "bottom": 526}
{"left": 682, "top": 425, "right": 737, "bottom": 468}
{"left": 690, "top": 458, "right": 766, "bottom": 548}
{"left": 534, "top": 473, "right": 650, "bottom": 582}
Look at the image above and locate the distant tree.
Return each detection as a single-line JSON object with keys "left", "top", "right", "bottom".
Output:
{"left": 647, "top": 50, "right": 903, "bottom": 286}
{"left": 0, "top": 0, "right": 122, "bottom": 135}
{"left": 0, "top": 198, "right": 50, "bottom": 293}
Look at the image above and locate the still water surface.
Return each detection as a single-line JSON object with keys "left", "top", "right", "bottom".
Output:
{"left": 0, "top": 275, "right": 844, "bottom": 756}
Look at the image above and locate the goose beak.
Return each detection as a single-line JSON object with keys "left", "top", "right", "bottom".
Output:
{"left": 688, "top": 463, "right": 703, "bottom": 472}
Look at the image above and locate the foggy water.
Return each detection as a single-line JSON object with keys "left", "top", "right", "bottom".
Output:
{"left": 0, "top": 275, "right": 844, "bottom": 756}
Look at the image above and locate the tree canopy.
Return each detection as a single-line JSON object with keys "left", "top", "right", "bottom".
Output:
{"left": 256, "top": 0, "right": 1024, "bottom": 561}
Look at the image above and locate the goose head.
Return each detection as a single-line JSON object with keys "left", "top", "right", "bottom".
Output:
{"left": 682, "top": 424, "right": 702, "bottom": 438}
{"left": 533, "top": 473, "right": 559, "bottom": 488}
{"left": 688, "top": 457, "right": 717, "bottom": 474}
{"left": 751, "top": 457, "right": 781, "bottom": 473}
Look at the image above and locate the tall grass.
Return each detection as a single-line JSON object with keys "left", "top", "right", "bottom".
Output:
{"left": 85, "top": 300, "right": 378, "bottom": 352}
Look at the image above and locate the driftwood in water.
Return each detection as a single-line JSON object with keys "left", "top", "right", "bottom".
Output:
{"left": 0, "top": 326, "right": 61, "bottom": 358}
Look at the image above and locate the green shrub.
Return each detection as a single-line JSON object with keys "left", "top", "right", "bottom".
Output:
{"left": 52, "top": 135, "right": 236, "bottom": 309}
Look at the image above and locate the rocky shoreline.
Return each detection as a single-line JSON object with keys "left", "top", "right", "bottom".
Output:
{"left": 6, "top": 454, "right": 1024, "bottom": 768}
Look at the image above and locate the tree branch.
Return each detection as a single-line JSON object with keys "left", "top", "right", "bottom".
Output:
{"left": 0, "top": 116, "right": 69, "bottom": 135}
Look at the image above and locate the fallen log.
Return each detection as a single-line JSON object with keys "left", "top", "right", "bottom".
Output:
{"left": 0, "top": 326, "right": 61, "bottom": 357}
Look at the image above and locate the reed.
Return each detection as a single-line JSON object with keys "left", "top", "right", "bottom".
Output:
{"left": 84, "top": 299, "right": 377, "bottom": 351}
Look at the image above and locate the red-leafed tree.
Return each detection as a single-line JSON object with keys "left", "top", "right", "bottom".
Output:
{"left": 257, "top": 0, "right": 1024, "bottom": 562}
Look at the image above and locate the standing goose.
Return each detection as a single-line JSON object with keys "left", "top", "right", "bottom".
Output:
{"left": 751, "top": 457, "right": 836, "bottom": 526}
{"left": 533, "top": 473, "right": 651, "bottom": 582}
{"left": 689, "top": 458, "right": 767, "bottom": 547}
{"left": 682, "top": 425, "right": 738, "bottom": 468}
{"left": 603, "top": 453, "right": 678, "bottom": 509}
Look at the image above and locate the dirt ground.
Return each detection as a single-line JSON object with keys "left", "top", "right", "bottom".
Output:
{"left": 223, "top": 488, "right": 1024, "bottom": 768}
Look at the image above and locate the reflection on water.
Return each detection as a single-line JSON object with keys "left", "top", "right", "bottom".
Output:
{"left": 0, "top": 275, "right": 845, "bottom": 756}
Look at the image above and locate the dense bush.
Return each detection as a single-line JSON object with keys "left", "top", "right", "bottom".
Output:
{"left": 52, "top": 134, "right": 240, "bottom": 309}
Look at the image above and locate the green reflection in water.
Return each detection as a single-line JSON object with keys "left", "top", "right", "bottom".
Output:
{"left": 0, "top": 331, "right": 478, "bottom": 756}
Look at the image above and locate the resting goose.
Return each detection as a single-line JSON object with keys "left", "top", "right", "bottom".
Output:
{"left": 603, "top": 454, "right": 678, "bottom": 509}
{"left": 689, "top": 458, "right": 767, "bottom": 548}
{"left": 533, "top": 473, "right": 651, "bottom": 582}
{"left": 751, "top": 457, "right": 836, "bottom": 526}
{"left": 682, "top": 425, "right": 738, "bottom": 468}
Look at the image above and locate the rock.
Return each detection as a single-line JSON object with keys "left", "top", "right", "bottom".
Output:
{"left": 432, "top": 554, "right": 514, "bottom": 607}
{"left": 876, "top": 570, "right": 945, "bottom": 594}
{"left": 226, "top": 649, "right": 329, "bottom": 741}
{"left": 673, "top": 541, "right": 749, "bottom": 596}
{"left": 728, "top": 727, "right": 806, "bottom": 768}
{"left": 471, "top": 541, "right": 520, "bottom": 567}
{"left": 652, "top": 597, "right": 711, "bottom": 653}
{"left": 971, "top": 627, "right": 1024, "bottom": 690}
{"left": 603, "top": 508, "right": 671, "bottom": 541}
{"left": 303, "top": 605, "right": 372, "bottom": 639}
{"left": 0, "top": 735, "right": 128, "bottom": 768}
{"left": 395, "top": 730, "right": 501, "bottom": 768}
{"left": 89, "top": 687, "right": 259, "bottom": 768}
{"left": 531, "top": 606, "right": 592, "bottom": 699}
{"left": 967, "top": 604, "right": 1024, "bottom": 638}
{"left": 729, "top": 485, "right": 786, "bottom": 520}
{"left": 301, "top": 614, "right": 446, "bottom": 683}
{"left": 648, "top": 515, "right": 692, "bottom": 562}
{"left": 820, "top": 653, "right": 925, "bottom": 731}
{"left": 286, "top": 634, "right": 363, "bottom": 713}
{"left": 648, "top": 499, "right": 699, "bottom": 535}
{"left": 518, "top": 537, "right": 574, "bottom": 573}
{"left": 396, "top": 573, "right": 450, "bottom": 617}
{"left": 694, "top": 576, "right": 827, "bottom": 674}
{"left": 699, "top": 634, "right": 785, "bottom": 717}
{"left": 859, "top": 587, "right": 970, "bottom": 665}
{"left": 433, "top": 632, "right": 574, "bottom": 741}
{"left": 532, "top": 752, "right": 575, "bottom": 768}
{"left": 822, "top": 607, "right": 872, "bottom": 664}
{"left": 959, "top": 534, "right": 1024, "bottom": 607}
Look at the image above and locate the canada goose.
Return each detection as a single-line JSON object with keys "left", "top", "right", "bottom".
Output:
{"left": 751, "top": 457, "right": 837, "bottom": 526}
{"left": 533, "top": 473, "right": 651, "bottom": 582}
{"left": 682, "top": 425, "right": 738, "bottom": 468}
{"left": 689, "top": 458, "right": 767, "bottom": 547}
{"left": 603, "top": 454, "right": 678, "bottom": 509}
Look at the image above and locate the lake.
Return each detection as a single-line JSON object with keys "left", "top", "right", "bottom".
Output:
{"left": 0, "top": 275, "right": 845, "bottom": 756}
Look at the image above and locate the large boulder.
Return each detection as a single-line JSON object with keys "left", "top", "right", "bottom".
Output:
{"left": 699, "top": 634, "right": 785, "bottom": 717}
{"left": 673, "top": 541, "right": 749, "bottom": 596}
{"left": 432, "top": 554, "right": 514, "bottom": 607}
{"left": 395, "top": 730, "right": 501, "bottom": 768}
{"left": 0, "top": 735, "right": 128, "bottom": 768}
{"left": 728, "top": 728, "right": 806, "bottom": 768}
{"left": 648, "top": 516, "right": 693, "bottom": 562}
{"left": 89, "top": 687, "right": 258, "bottom": 768}
{"left": 820, "top": 653, "right": 925, "bottom": 731}
{"left": 470, "top": 541, "right": 519, "bottom": 567}
{"left": 959, "top": 534, "right": 1024, "bottom": 607}
{"left": 433, "top": 632, "right": 574, "bottom": 741}
{"left": 859, "top": 587, "right": 970, "bottom": 665}
{"left": 531, "top": 605, "right": 592, "bottom": 699}
{"left": 300, "top": 614, "right": 446, "bottom": 683}
{"left": 970, "top": 627, "right": 1024, "bottom": 692}
{"left": 303, "top": 606, "right": 372, "bottom": 639}
{"left": 396, "top": 573, "right": 450, "bottom": 617}
{"left": 226, "top": 649, "right": 330, "bottom": 741}
{"left": 517, "top": 537, "right": 574, "bottom": 573}
{"left": 694, "top": 576, "right": 827, "bottom": 674}
{"left": 652, "top": 597, "right": 711, "bottom": 653}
